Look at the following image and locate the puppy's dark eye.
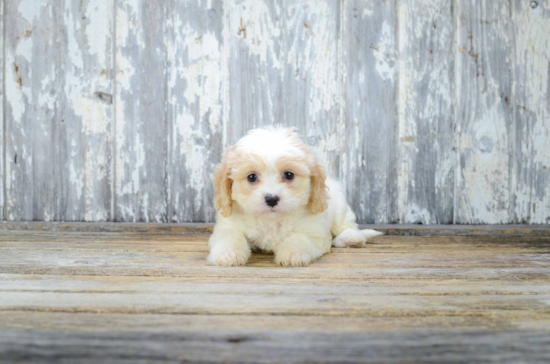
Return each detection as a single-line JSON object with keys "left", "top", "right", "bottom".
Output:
{"left": 247, "top": 174, "right": 257, "bottom": 183}
{"left": 283, "top": 172, "right": 294, "bottom": 180}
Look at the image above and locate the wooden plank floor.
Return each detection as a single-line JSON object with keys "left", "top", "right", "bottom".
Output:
{"left": 1, "top": 223, "right": 550, "bottom": 363}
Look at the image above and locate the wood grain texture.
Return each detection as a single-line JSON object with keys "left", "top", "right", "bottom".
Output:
{"left": 0, "top": 0, "right": 3, "bottom": 220}
{"left": 342, "top": 0, "right": 398, "bottom": 224}
{"left": 227, "top": 0, "right": 342, "bottom": 176}
{"left": 4, "top": 0, "right": 113, "bottom": 221}
{"left": 455, "top": 0, "right": 514, "bottom": 224}
{"left": 1, "top": 0, "right": 550, "bottom": 224}
{"left": 0, "top": 226, "right": 549, "bottom": 362}
{"left": 5, "top": 0, "right": 60, "bottom": 221}
{"left": 59, "top": 0, "right": 114, "bottom": 221}
{"left": 1, "top": 221, "right": 550, "bottom": 237}
{"left": 165, "top": 0, "right": 224, "bottom": 223}
{"left": 2, "top": 328, "right": 549, "bottom": 363}
{"left": 115, "top": 0, "right": 168, "bottom": 222}
{"left": 396, "top": 0, "right": 454, "bottom": 224}
{"left": 512, "top": 0, "right": 550, "bottom": 224}
{"left": 3, "top": 234, "right": 550, "bottom": 281}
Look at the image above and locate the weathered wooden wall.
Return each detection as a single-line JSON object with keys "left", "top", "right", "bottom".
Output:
{"left": 2, "top": 0, "right": 550, "bottom": 224}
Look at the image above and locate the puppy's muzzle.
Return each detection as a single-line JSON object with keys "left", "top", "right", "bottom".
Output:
{"left": 265, "top": 194, "right": 280, "bottom": 207}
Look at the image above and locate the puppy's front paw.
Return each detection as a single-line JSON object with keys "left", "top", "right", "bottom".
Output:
{"left": 275, "top": 251, "right": 312, "bottom": 267}
{"left": 207, "top": 249, "right": 249, "bottom": 267}
{"left": 333, "top": 228, "right": 367, "bottom": 248}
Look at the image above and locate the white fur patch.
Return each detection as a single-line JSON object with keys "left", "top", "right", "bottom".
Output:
{"left": 275, "top": 251, "right": 312, "bottom": 267}
{"left": 207, "top": 247, "right": 250, "bottom": 267}
{"left": 333, "top": 228, "right": 367, "bottom": 248}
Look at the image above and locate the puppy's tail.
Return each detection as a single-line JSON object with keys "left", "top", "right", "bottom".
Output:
{"left": 360, "top": 229, "right": 384, "bottom": 242}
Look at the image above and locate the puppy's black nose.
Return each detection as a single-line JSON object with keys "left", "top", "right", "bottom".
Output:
{"left": 265, "top": 195, "right": 280, "bottom": 207}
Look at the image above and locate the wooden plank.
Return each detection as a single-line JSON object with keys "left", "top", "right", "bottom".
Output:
{"left": 1, "top": 246, "right": 547, "bottom": 270}
{"left": 4, "top": 0, "right": 113, "bottom": 221}
{"left": 455, "top": 0, "right": 514, "bottom": 224}
{"left": 165, "top": 0, "right": 224, "bottom": 223}
{"left": 3, "top": 264, "right": 548, "bottom": 281}
{"left": 281, "top": 0, "right": 342, "bottom": 176}
{"left": 1, "top": 312, "right": 549, "bottom": 363}
{"left": 227, "top": 0, "right": 342, "bottom": 176}
{"left": 59, "top": 0, "right": 114, "bottom": 221}
{"left": 2, "top": 244, "right": 549, "bottom": 270}
{"left": 1, "top": 233, "right": 549, "bottom": 258}
{"left": 2, "top": 290, "right": 550, "bottom": 317}
{"left": 3, "top": 311, "right": 549, "bottom": 334}
{"left": 115, "top": 0, "right": 168, "bottom": 222}
{"left": 1, "top": 232, "right": 549, "bottom": 279}
{"left": 5, "top": 1, "right": 61, "bottom": 220}
{"left": 1, "top": 268, "right": 549, "bottom": 318}
{"left": 1, "top": 221, "right": 550, "bottom": 236}
{"left": 342, "top": 0, "right": 397, "bottom": 223}
{"left": 512, "top": 0, "right": 550, "bottom": 224}
{"left": 0, "top": 222, "right": 216, "bottom": 234}
{"left": 396, "top": 0, "right": 454, "bottom": 224}
{"left": 2, "top": 274, "right": 550, "bottom": 296}
{"left": 227, "top": 0, "right": 282, "bottom": 139}
{"left": 0, "top": 0, "right": 3, "bottom": 221}
{"left": 1, "top": 233, "right": 549, "bottom": 259}
{"left": 0, "top": 237, "right": 549, "bottom": 255}
{"left": 0, "top": 230, "right": 545, "bottom": 248}
{"left": 1, "top": 327, "right": 549, "bottom": 363}
{"left": 1, "top": 227, "right": 550, "bottom": 361}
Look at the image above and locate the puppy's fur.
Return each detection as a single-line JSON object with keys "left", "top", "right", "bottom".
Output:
{"left": 207, "top": 127, "right": 382, "bottom": 267}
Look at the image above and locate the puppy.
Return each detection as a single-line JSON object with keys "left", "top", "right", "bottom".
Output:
{"left": 207, "top": 127, "right": 383, "bottom": 267}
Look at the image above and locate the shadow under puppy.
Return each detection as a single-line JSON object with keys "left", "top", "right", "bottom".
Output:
{"left": 208, "top": 127, "right": 382, "bottom": 267}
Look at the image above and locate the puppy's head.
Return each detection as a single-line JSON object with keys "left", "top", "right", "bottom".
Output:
{"left": 213, "top": 127, "right": 329, "bottom": 217}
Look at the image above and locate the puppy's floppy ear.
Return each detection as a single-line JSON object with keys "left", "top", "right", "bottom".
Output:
{"left": 213, "top": 148, "right": 234, "bottom": 217}
{"left": 308, "top": 158, "right": 329, "bottom": 214}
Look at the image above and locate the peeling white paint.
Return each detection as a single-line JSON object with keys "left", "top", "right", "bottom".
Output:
{"left": 5, "top": 57, "right": 26, "bottom": 123}
{"left": 18, "top": 0, "right": 48, "bottom": 24}
{"left": 454, "top": 0, "right": 513, "bottom": 224}
{"left": 362, "top": 6, "right": 373, "bottom": 19}
{"left": 37, "top": 79, "right": 56, "bottom": 120}
{"left": 58, "top": 0, "right": 113, "bottom": 221}
{"left": 76, "top": 95, "right": 110, "bottom": 135}
{"left": 403, "top": 203, "right": 432, "bottom": 225}
{"left": 175, "top": 113, "right": 205, "bottom": 191}
{"left": 231, "top": 0, "right": 282, "bottom": 68}
{"left": 84, "top": 1, "right": 112, "bottom": 60}
{"left": 70, "top": 163, "right": 84, "bottom": 201}
{"left": 4, "top": 0, "right": 550, "bottom": 224}
{"left": 6, "top": 34, "right": 34, "bottom": 123}
{"left": 115, "top": 0, "right": 138, "bottom": 216}
{"left": 397, "top": 0, "right": 454, "bottom": 224}
{"left": 512, "top": 1, "right": 550, "bottom": 223}
{"left": 0, "top": 0, "right": 3, "bottom": 216}
{"left": 164, "top": 0, "right": 225, "bottom": 222}
{"left": 290, "top": 0, "right": 339, "bottom": 120}
{"left": 64, "top": 8, "right": 84, "bottom": 70}
{"left": 178, "top": 31, "right": 222, "bottom": 129}
{"left": 374, "top": 21, "right": 396, "bottom": 82}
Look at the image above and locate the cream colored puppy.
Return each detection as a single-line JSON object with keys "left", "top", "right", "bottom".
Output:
{"left": 207, "top": 127, "right": 383, "bottom": 267}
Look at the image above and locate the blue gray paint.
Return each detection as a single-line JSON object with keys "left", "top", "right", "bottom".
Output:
{"left": 2, "top": 0, "right": 550, "bottom": 224}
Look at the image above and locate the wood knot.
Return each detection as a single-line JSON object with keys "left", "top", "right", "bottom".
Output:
{"left": 95, "top": 92, "right": 113, "bottom": 105}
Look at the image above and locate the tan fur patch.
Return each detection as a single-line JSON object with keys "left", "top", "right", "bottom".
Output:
{"left": 275, "top": 157, "right": 310, "bottom": 178}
